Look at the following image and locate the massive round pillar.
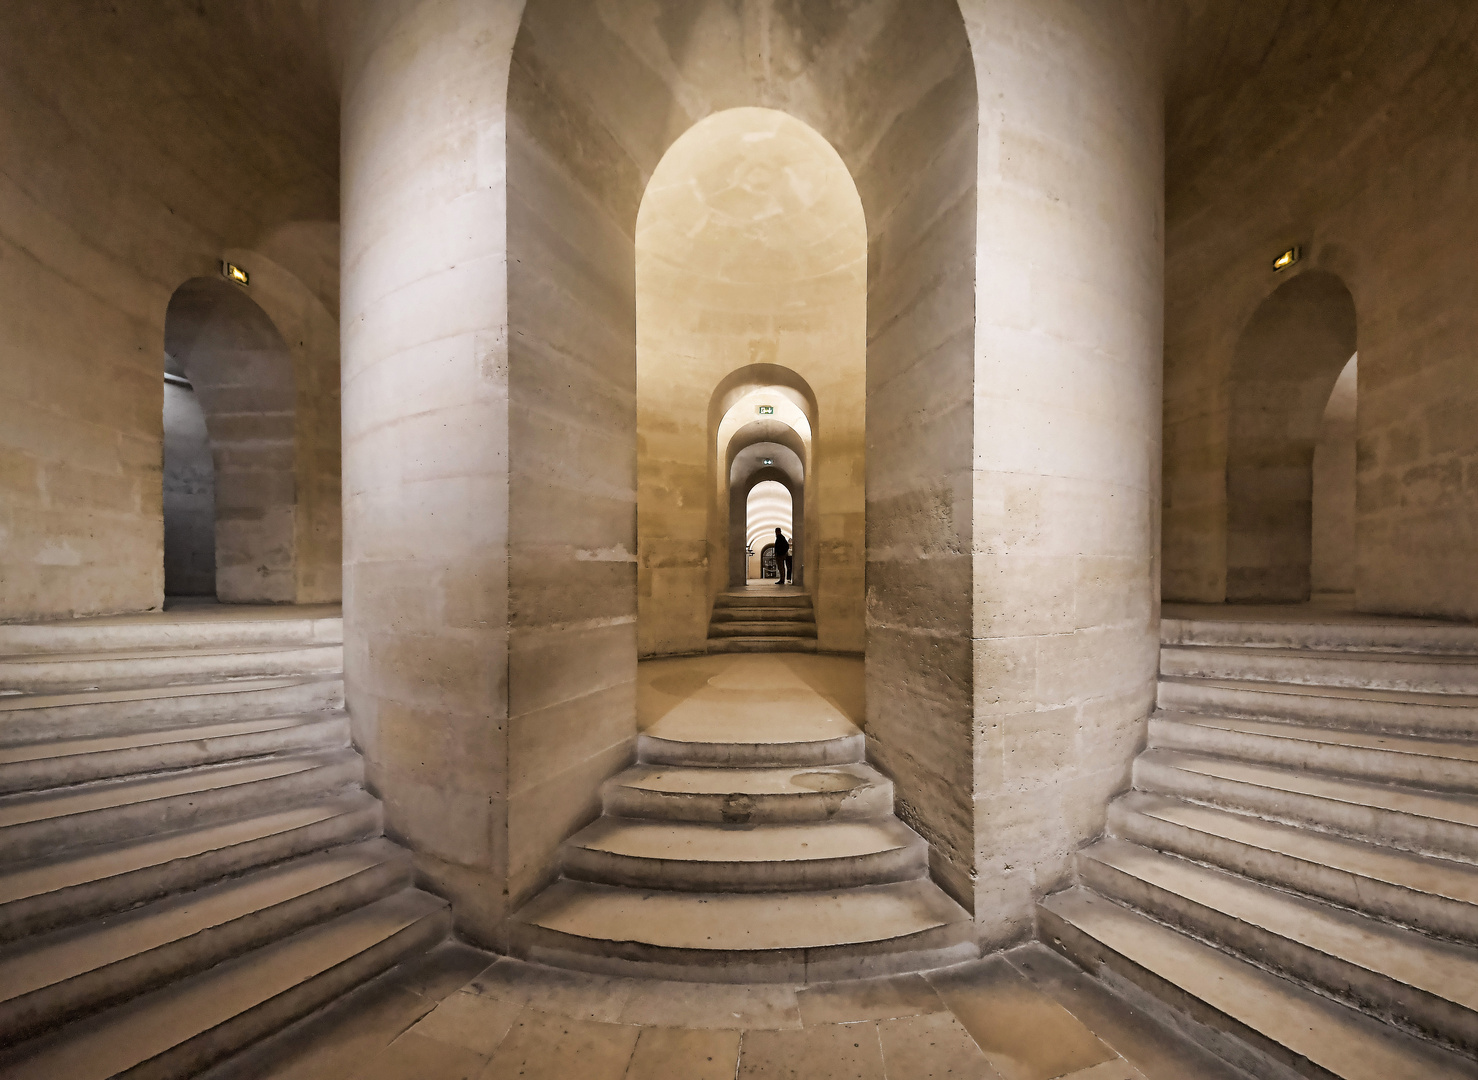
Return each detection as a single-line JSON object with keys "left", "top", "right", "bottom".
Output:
{"left": 959, "top": 0, "right": 1164, "bottom": 943}
{"left": 340, "top": 0, "right": 525, "bottom": 943}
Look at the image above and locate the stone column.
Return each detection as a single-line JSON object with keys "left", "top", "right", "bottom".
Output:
{"left": 961, "top": 0, "right": 1165, "bottom": 945}
{"left": 340, "top": 0, "right": 523, "bottom": 943}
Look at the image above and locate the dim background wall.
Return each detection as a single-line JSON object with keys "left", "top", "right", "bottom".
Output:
{"left": 0, "top": 1, "right": 341, "bottom": 621}
{"left": 1161, "top": 2, "right": 1478, "bottom": 619}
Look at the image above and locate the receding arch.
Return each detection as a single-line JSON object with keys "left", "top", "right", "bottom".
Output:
{"left": 1226, "top": 270, "right": 1358, "bottom": 601}
{"left": 502, "top": 0, "right": 979, "bottom": 921}
{"left": 636, "top": 108, "right": 865, "bottom": 657}
{"left": 164, "top": 277, "right": 297, "bottom": 603}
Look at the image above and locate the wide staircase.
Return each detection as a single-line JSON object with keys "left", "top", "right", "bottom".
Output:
{"left": 0, "top": 607, "right": 449, "bottom": 1078}
{"left": 1042, "top": 607, "right": 1478, "bottom": 1079}
{"left": 510, "top": 666, "right": 975, "bottom": 982}
{"left": 706, "top": 589, "right": 818, "bottom": 653}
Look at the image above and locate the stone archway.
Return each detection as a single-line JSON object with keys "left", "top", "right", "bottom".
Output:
{"left": 1226, "top": 271, "right": 1358, "bottom": 602}
{"left": 164, "top": 277, "right": 298, "bottom": 603}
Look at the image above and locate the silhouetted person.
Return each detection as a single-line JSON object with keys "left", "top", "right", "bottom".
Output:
{"left": 774, "top": 527, "right": 792, "bottom": 585}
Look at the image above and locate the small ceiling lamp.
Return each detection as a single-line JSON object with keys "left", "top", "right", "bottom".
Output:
{"left": 1272, "top": 246, "right": 1301, "bottom": 272}
{"left": 762, "top": 458, "right": 774, "bottom": 466}
{"left": 757, "top": 404, "right": 774, "bottom": 415}
{"left": 221, "top": 261, "right": 250, "bottom": 286}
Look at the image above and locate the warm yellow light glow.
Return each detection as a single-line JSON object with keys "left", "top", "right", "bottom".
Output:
{"left": 221, "top": 261, "right": 250, "bottom": 286}
{"left": 1272, "top": 247, "right": 1300, "bottom": 272}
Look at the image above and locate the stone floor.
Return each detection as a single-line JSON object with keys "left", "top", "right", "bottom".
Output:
{"left": 213, "top": 940, "right": 1251, "bottom": 1080}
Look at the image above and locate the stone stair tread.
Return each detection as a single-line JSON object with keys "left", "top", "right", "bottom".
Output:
{"left": 0, "top": 713, "right": 343, "bottom": 766}
{"left": 516, "top": 877, "right": 965, "bottom": 952}
{"left": 0, "top": 793, "right": 377, "bottom": 907}
{"left": 1041, "top": 886, "right": 1475, "bottom": 1080}
{"left": 1085, "top": 838, "right": 1478, "bottom": 1013}
{"left": 1158, "top": 674, "right": 1478, "bottom": 708}
{"left": 0, "top": 887, "right": 447, "bottom": 1080}
{"left": 643, "top": 712, "right": 859, "bottom": 749}
{"left": 1117, "top": 792, "right": 1478, "bottom": 908}
{"left": 0, "top": 751, "right": 357, "bottom": 830}
{"left": 1156, "top": 711, "right": 1478, "bottom": 762}
{"left": 0, "top": 644, "right": 340, "bottom": 666}
{"left": 567, "top": 817, "right": 919, "bottom": 864}
{"left": 612, "top": 762, "right": 884, "bottom": 798}
{"left": 0, "top": 838, "right": 405, "bottom": 1005}
{"left": 1139, "top": 748, "right": 1478, "bottom": 828}
{"left": 1165, "top": 645, "right": 1478, "bottom": 666}
{"left": 0, "top": 673, "right": 342, "bottom": 715}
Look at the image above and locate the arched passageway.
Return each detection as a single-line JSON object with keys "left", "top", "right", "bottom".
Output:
{"left": 164, "top": 277, "right": 297, "bottom": 603}
{"left": 1226, "top": 270, "right": 1358, "bottom": 602}
{"left": 745, "top": 480, "right": 792, "bottom": 580}
{"left": 636, "top": 108, "right": 865, "bottom": 657}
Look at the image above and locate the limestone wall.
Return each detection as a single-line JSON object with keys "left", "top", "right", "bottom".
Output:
{"left": 340, "top": 0, "right": 523, "bottom": 942}
{"left": 1312, "top": 357, "right": 1359, "bottom": 599}
{"left": 1162, "top": 3, "right": 1478, "bottom": 618}
{"left": 0, "top": 2, "right": 341, "bottom": 621}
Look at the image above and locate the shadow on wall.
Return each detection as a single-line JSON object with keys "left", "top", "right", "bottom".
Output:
{"left": 1227, "top": 270, "right": 1357, "bottom": 602}
{"left": 162, "top": 364, "right": 215, "bottom": 597}
{"left": 164, "top": 277, "right": 298, "bottom": 604}
{"left": 1312, "top": 353, "right": 1358, "bottom": 602}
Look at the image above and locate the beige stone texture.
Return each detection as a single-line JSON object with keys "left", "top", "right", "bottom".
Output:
{"left": 340, "top": 0, "right": 524, "bottom": 945}
{"left": 957, "top": 0, "right": 1164, "bottom": 941}
{"left": 1312, "top": 354, "right": 1359, "bottom": 600}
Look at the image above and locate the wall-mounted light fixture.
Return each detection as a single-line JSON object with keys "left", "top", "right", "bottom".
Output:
{"left": 757, "top": 405, "right": 774, "bottom": 415}
{"left": 1272, "top": 246, "right": 1301, "bottom": 272}
{"left": 762, "top": 458, "right": 774, "bottom": 466}
{"left": 221, "top": 261, "right": 250, "bottom": 286}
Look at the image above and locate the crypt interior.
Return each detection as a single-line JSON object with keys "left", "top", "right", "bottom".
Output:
{"left": 1, "top": 1, "right": 1477, "bottom": 1077}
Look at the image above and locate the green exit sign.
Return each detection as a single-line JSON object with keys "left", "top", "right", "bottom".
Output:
{"left": 758, "top": 405, "right": 774, "bottom": 415}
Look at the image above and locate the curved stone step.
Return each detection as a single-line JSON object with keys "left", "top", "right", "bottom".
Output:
{"left": 1108, "top": 792, "right": 1478, "bottom": 944}
{"left": 1078, "top": 839, "right": 1478, "bottom": 1055}
{"left": 0, "top": 713, "right": 352, "bottom": 794}
{"left": 1160, "top": 613, "right": 1478, "bottom": 656}
{"left": 1132, "top": 748, "right": 1478, "bottom": 860}
{"left": 1157, "top": 674, "right": 1478, "bottom": 736}
{"left": 0, "top": 839, "right": 410, "bottom": 1044}
{"left": 0, "top": 750, "right": 364, "bottom": 863}
{"left": 562, "top": 816, "right": 927, "bottom": 892}
{"left": 0, "top": 644, "right": 344, "bottom": 694}
{"left": 0, "top": 887, "right": 448, "bottom": 1080}
{"left": 1148, "top": 711, "right": 1478, "bottom": 793}
{"left": 1040, "top": 886, "right": 1475, "bottom": 1080}
{"left": 638, "top": 718, "right": 862, "bottom": 768}
{"left": 707, "top": 637, "right": 819, "bottom": 654}
{"left": 510, "top": 877, "right": 975, "bottom": 983}
{"left": 0, "top": 609, "right": 342, "bottom": 657}
{"left": 0, "top": 792, "right": 382, "bottom": 945}
{"left": 1161, "top": 645, "right": 1478, "bottom": 695}
{"left": 603, "top": 763, "right": 892, "bottom": 824}
{"left": 708, "top": 621, "right": 818, "bottom": 638}
{"left": 0, "top": 674, "right": 344, "bottom": 746}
